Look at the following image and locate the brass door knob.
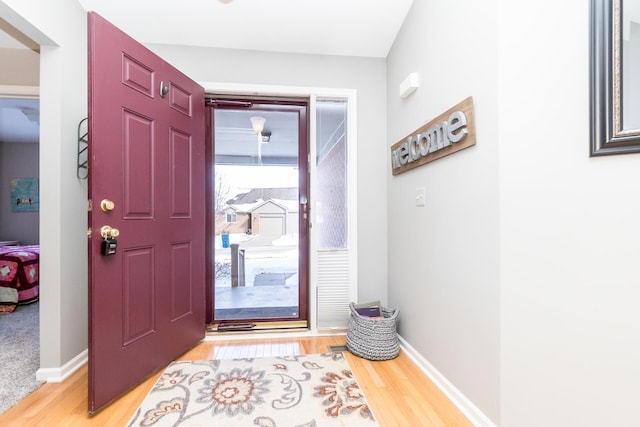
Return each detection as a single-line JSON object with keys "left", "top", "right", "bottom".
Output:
{"left": 100, "top": 199, "right": 115, "bottom": 212}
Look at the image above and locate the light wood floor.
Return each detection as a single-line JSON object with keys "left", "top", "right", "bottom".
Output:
{"left": 0, "top": 335, "right": 472, "bottom": 426}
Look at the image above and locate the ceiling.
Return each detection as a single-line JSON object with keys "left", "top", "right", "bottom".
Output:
{"left": 0, "top": 0, "right": 414, "bottom": 145}
{"left": 0, "top": 98, "right": 39, "bottom": 144}
{"left": 76, "top": 0, "right": 414, "bottom": 58}
{"left": 215, "top": 100, "right": 347, "bottom": 166}
{"left": 0, "top": 27, "right": 25, "bottom": 49}
{"left": 215, "top": 108, "right": 299, "bottom": 166}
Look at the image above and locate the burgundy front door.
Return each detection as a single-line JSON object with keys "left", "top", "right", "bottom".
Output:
{"left": 87, "top": 12, "right": 205, "bottom": 412}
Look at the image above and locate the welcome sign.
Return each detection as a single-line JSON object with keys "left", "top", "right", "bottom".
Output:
{"left": 390, "top": 97, "right": 475, "bottom": 175}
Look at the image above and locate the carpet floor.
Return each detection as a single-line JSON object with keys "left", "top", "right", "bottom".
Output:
{"left": 0, "top": 301, "right": 43, "bottom": 415}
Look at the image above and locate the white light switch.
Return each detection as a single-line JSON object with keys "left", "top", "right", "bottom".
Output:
{"left": 415, "top": 187, "right": 425, "bottom": 207}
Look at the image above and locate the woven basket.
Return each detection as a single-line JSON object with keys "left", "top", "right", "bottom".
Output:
{"left": 346, "top": 302, "right": 400, "bottom": 361}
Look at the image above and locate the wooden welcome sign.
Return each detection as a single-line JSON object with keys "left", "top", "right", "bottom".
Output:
{"left": 390, "top": 96, "right": 475, "bottom": 175}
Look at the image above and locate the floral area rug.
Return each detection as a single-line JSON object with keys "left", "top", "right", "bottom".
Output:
{"left": 126, "top": 352, "right": 379, "bottom": 426}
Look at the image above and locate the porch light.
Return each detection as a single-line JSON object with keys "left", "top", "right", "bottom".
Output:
{"left": 250, "top": 116, "right": 265, "bottom": 134}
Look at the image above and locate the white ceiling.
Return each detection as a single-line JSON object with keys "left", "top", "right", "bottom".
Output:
{"left": 0, "top": 0, "right": 414, "bottom": 144}
{"left": 77, "top": 0, "right": 414, "bottom": 58}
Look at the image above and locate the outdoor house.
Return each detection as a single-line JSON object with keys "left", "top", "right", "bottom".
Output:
{"left": 216, "top": 188, "right": 298, "bottom": 237}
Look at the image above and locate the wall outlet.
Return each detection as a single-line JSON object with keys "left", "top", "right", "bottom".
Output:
{"left": 415, "top": 187, "right": 425, "bottom": 207}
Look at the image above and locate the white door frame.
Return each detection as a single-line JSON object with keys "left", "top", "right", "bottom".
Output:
{"left": 201, "top": 81, "right": 358, "bottom": 333}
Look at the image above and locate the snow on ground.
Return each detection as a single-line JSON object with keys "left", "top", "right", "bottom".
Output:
{"left": 215, "top": 233, "right": 298, "bottom": 288}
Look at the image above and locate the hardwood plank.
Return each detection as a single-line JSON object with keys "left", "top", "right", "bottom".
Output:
{"left": 0, "top": 335, "right": 473, "bottom": 426}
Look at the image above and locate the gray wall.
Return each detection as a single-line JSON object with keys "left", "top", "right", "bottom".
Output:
{"left": 389, "top": 0, "right": 640, "bottom": 426}
{"left": 386, "top": 0, "right": 500, "bottom": 421}
{"left": 499, "top": 2, "right": 640, "bottom": 426}
{"left": 0, "top": 142, "right": 39, "bottom": 244}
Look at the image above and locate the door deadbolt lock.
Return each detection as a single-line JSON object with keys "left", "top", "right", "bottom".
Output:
{"left": 100, "top": 225, "right": 120, "bottom": 239}
{"left": 100, "top": 225, "right": 120, "bottom": 256}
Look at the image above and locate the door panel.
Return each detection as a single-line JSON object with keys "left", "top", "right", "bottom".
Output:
{"left": 88, "top": 12, "right": 205, "bottom": 412}
{"left": 122, "top": 247, "right": 154, "bottom": 343}
{"left": 123, "top": 111, "right": 154, "bottom": 217}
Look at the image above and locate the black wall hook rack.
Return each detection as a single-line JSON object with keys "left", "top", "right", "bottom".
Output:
{"left": 77, "top": 118, "right": 88, "bottom": 179}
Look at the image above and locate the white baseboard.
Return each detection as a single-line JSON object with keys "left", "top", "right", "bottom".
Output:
{"left": 36, "top": 349, "right": 88, "bottom": 383}
{"left": 398, "top": 335, "right": 497, "bottom": 427}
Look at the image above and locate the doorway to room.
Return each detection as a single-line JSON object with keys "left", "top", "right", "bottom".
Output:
{"left": 209, "top": 97, "right": 309, "bottom": 329}
{"left": 0, "top": 24, "right": 41, "bottom": 413}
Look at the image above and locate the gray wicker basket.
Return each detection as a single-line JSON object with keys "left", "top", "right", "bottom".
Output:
{"left": 346, "top": 302, "right": 400, "bottom": 361}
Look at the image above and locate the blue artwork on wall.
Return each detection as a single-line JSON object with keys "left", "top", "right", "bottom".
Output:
{"left": 10, "top": 178, "right": 39, "bottom": 212}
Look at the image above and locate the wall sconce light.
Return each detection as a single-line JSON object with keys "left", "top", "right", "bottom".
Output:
{"left": 250, "top": 116, "right": 265, "bottom": 134}
{"left": 250, "top": 116, "right": 267, "bottom": 164}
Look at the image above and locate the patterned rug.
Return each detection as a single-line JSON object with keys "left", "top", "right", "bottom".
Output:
{"left": 127, "top": 352, "right": 378, "bottom": 426}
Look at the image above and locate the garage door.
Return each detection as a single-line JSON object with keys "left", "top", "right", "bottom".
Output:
{"left": 260, "top": 215, "right": 285, "bottom": 236}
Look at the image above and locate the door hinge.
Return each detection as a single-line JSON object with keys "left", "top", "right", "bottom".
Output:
{"left": 87, "top": 199, "right": 92, "bottom": 212}
{"left": 87, "top": 228, "right": 92, "bottom": 239}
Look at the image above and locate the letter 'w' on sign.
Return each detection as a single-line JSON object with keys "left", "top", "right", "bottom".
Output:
{"left": 389, "top": 96, "right": 476, "bottom": 176}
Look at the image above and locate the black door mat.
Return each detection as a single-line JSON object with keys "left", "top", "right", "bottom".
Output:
{"left": 214, "top": 306, "right": 298, "bottom": 320}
